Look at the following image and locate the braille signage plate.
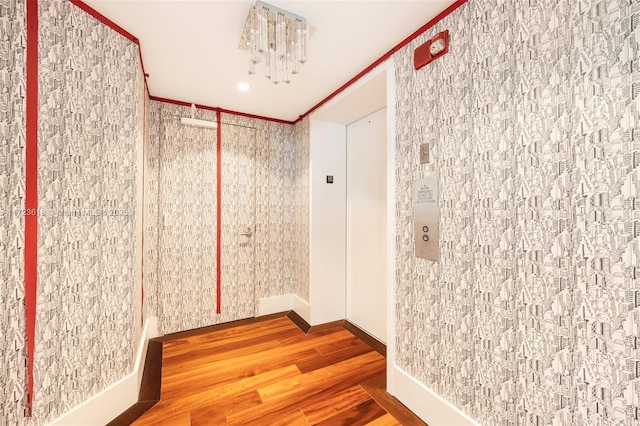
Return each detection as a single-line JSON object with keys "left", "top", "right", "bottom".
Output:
{"left": 414, "top": 177, "right": 439, "bottom": 260}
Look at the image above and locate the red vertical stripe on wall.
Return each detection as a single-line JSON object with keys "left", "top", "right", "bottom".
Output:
{"left": 216, "top": 112, "right": 222, "bottom": 314}
{"left": 25, "top": 0, "right": 38, "bottom": 416}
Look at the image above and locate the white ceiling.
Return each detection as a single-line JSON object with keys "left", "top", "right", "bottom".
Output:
{"left": 83, "top": 0, "right": 455, "bottom": 122}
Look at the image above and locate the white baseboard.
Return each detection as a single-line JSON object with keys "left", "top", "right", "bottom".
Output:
{"left": 292, "top": 294, "right": 311, "bottom": 323}
{"left": 391, "top": 366, "right": 479, "bottom": 426}
{"left": 258, "top": 294, "right": 293, "bottom": 316}
{"left": 258, "top": 294, "right": 310, "bottom": 326}
{"left": 135, "top": 316, "right": 158, "bottom": 389}
{"left": 48, "top": 317, "right": 160, "bottom": 426}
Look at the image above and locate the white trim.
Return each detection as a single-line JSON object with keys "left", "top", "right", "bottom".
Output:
{"left": 292, "top": 294, "right": 311, "bottom": 324}
{"left": 258, "top": 294, "right": 293, "bottom": 316}
{"left": 257, "top": 294, "right": 311, "bottom": 325}
{"left": 47, "top": 317, "right": 159, "bottom": 426}
{"left": 305, "top": 57, "right": 397, "bottom": 388}
{"left": 392, "top": 366, "right": 479, "bottom": 426}
{"left": 135, "top": 316, "right": 158, "bottom": 389}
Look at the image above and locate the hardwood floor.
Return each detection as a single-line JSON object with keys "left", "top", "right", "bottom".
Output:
{"left": 131, "top": 314, "right": 426, "bottom": 426}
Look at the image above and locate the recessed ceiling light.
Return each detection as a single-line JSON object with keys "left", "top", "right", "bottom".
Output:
{"left": 237, "top": 82, "right": 250, "bottom": 92}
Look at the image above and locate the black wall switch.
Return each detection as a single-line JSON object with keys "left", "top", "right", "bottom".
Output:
{"left": 326, "top": 176, "right": 334, "bottom": 184}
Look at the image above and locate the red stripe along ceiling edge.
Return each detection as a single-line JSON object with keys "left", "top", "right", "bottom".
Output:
{"left": 68, "top": 0, "right": 151, "bottom": 96}
{"left": 68, "top": 0, "right": 138, "bottom": 43}
{"left": 69, "top": 0, "right": 468, "bottom": 124}
{"left": 148, "top": 96, "right": 294, "bottom": 125}
{"left": 293, "top": 0, "right": 469, "bottom": 123}
{"left": 63, "top": 0, "right": 469, "bottom": 323}
{"left": 25, "top": 0, "right": 39, "bottom": 416}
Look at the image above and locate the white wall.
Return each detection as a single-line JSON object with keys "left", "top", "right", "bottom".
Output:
{"left": 309, "top": 120, "right": 347, "bottom": 325}
{"left": 48, "top": 317, "right": 160, "bottom": 426}
{"left": 305, "top": 61, "right": 398, "bottom": 396}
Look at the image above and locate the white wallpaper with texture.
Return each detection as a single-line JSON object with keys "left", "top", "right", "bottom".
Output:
{"left": 35, "top": 0, "right": 144, "bottom": 421}
{"left": 1, "top": 0, "right": 145, "bottom": 423}
{"left": 0, "top": 0, "right": 27, "bottom": 423}
{"left": 221, "top": 113, "right": 297, "bottom": 307}
{"left": 147, "top": 101, "right": 217, "bottom": 335}
{"left": 394, "top": 0, "right": 640, "bottom": 424}
{"left": 145, "top": 103, "right": 302, "bottom": 334}
{"left": 293, "top": 117, "right": 310, "bottom": 303}
{"left": 143, "top": 94, "right": 161, "bottom": 324}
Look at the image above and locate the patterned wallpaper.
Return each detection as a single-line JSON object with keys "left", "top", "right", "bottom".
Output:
{"left": 293, "top": 117, "right": 310, "bottom": 302}
{"left": 1, "top": 0, "right": 145, "bottom": 423}
{"left": 146, "top": 101, "right": 217, "bottom": 335}
{"left": 0, "top": 0, "right": 305, "bottom": 423}
{"left": 219, "top": 113, "right": 259, "bottom": 322}
{"left": 1, "top": 0, "right": 27, "bottom": 423}
{"left": 394, "top": 0, "right": 640, "bottom": 424}
{"left": 221, "top": 113, "right": 297, "bottom": 308}
{"left": 145, "top": 104, "right": 301, "bottom": 334}
{"left": 143, "top": 95, "right": 161, "bottom": 324}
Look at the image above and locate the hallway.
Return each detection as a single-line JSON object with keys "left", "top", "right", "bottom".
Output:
{"left": 118, "top": 314, "right": 424, "bottom": 425}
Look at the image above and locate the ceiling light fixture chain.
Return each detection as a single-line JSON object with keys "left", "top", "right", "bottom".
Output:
{"left": 240, "top": 1, "right": 308, "bottom": 84}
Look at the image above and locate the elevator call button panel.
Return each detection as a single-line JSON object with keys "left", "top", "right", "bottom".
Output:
{"left": 414, "top": 177, "right": 439, "bottom": 260}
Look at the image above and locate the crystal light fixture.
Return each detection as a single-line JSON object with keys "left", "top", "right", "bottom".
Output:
{"left": 239, "top": 1, "right": 308, "bottom": 84}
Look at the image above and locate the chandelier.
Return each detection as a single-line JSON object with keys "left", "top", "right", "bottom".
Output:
{"left": 239, "top": 1, "right": 309, "bottom": 84}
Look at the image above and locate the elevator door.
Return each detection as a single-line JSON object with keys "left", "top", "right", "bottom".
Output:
{"left": 346, "top": 108, "right": 387, "bottom": 342}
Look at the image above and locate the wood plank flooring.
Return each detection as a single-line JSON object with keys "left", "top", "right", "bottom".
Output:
{"left": 132, "top": 315, "right": 426, "bottom": 425}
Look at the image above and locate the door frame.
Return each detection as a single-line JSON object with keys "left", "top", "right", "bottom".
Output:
{"left": 307, "top": 59, "right": 397, "bottom": 393}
